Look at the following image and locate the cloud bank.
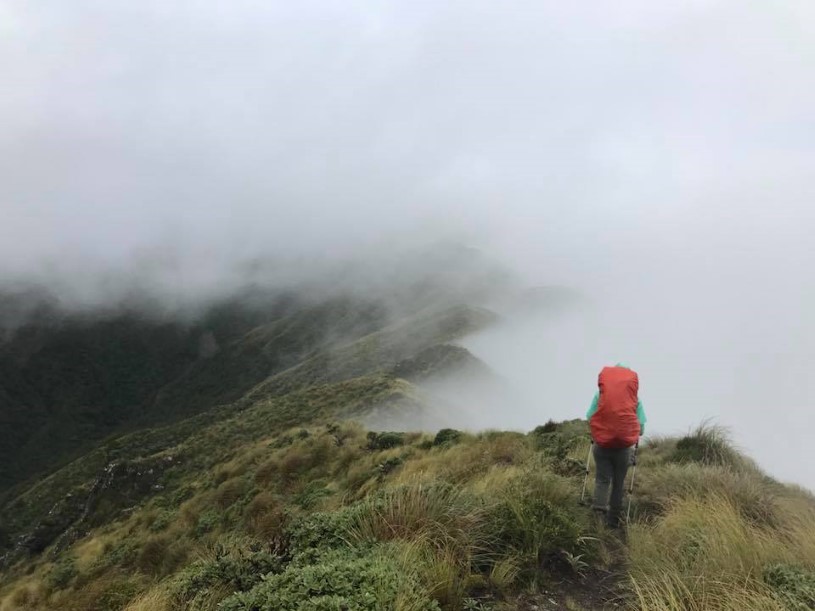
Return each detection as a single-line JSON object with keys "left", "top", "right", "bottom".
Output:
{"left": 2, "top": 0, "right": 814, "bottom": 487}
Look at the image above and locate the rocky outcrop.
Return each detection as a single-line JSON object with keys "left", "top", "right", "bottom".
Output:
{"left": 1, "top": 454, "right": 177, "bottom": 567}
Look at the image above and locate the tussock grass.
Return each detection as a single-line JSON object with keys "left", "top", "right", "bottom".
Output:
{"left": 775, "top": 499, "right": 815, "bottom": 566}
{"left": 623, "top": 424, "right": 815, "bottom": 610}
{"left": 485, "top": 474, "right": 583, "bottom": 582}
{"left": 122, "top": 586, "right": 172, "bottom": 611}
{"left": 630, "top": 570, "right": 784, "bottom": 611}
{"left": 50, "top": 573, "right": 144, "bottom": 611}
{"left": 391, "top": 431, "right": 531, "bottom": 486}
{"left": 640, "top": 435, "right": 678, "bottom": 463}
{"left": 635, "top": 462, "right": 778, "bottom": 525}
{"left": 670, "top": 423, "right": 748, "bottom": 472}
{"left": 345, "top": 481, "right": 497, "bottom": 609}
{"left": 135, "top": 534, "right": 189, "bottom": 576}
{"left": 242, "top": 491, "right": 286, "bottom": 540}
{"left": 3, "top": 406, "right": 813, "bottom": 611}
{"left": 213, "top": 476, "right": 248, "bottom": 510}
{"left": 628, "top": 493, "right": 815, "bottom": 610}
{"left": 347, "top": 481, "right": 486, "bottom": 554}
{"left": 0, "top": 580, "right": 45, "bottom": 611}
{"left": 393, "top": 540, "right": 469, "bottom": 608}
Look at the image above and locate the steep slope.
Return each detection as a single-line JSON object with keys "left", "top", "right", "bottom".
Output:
{"left": 0, "top": 293, "right": 391, "bottom": 492}
{"left": 0, "top": 302, "right": 493, "bottom": 561}
{"left": 0, "top": 244, "right": 512, "bottom": 494}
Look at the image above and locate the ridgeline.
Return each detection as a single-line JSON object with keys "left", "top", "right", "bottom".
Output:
{"left": 0, "top": 285, "right": 812, "bottom": 611}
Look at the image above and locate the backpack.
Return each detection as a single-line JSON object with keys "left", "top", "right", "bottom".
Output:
{"left": 590, "top": 366, "right": 640, "bottom": 448}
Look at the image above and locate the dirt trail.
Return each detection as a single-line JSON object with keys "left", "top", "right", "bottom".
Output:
{"left": 514, "top": 532, "right": 631, "bottom": 610}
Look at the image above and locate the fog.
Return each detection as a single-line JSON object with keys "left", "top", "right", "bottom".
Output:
{"left": 2, "top": 1, "right": 814, "bottom": 489}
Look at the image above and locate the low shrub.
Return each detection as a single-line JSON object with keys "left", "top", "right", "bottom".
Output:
{"left": 764, "top": 564, "right": 815, "bottom": 610}
{"left": 46, "top": 555, "right": 78, "bottom": 591}
{"left": 292, "top": 480, "right": 332, "bottom": 509}
{"left": 532, "top": 420, "right": 559, "bottom": 435}
{"left": 148, "top": 508, "right": 176, "bottom": 532}
{"left": 433, "top": 429, "right": 463, "bottom": 446}
{"left": 90, "top": 540, "right": 138, "bottom": 573}
{"left": 219, "top": 549, "right": 439, "bottom": 611}
{"left": 532, "top": 431, "right": 578, "bottom": 460}
{"left": 367, "top": 431, "right": 405, "bottom": 450}
{"left": 286, "top": 506, "right": 365, "bottom": 563}
{"left": 196, "top": 509, "right": 222, "bottom": 537}
{"left": 171, "top": 540, "right": 283, "bottom": 610}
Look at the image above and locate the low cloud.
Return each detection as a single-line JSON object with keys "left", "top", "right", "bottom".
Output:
{"left": 1, "top": 1, "right": 814, "bottom": 488}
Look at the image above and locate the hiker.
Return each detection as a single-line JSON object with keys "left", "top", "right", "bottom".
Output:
{"left": 586, "top": 363, "right": 646, "bottom": 528}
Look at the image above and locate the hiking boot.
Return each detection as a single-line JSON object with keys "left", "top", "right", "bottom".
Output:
{"left": 606, "top": 511, "right": 623, "bottom": 530}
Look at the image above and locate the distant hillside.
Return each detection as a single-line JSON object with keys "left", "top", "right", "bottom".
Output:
{"left": 0, "top": 292, "right": 393, "bottom": 493}
{"left": 0, "top": 244, "right": 512, "bottom": 494}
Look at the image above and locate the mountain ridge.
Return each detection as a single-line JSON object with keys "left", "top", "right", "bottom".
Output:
{"left": 0, "top": 281, "right": 812, "bottom": 611}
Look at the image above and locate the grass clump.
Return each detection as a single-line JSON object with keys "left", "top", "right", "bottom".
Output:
{"left": 3, "top": 401, "right": 814, "bottom": 611}
{"left": 633, "top": 462, "right": 779, "bottom": 526}
{"left": 628, "top": 493, "right": 815, "bottom": 610}
{"left": 213, "top": 477, "right": 248, "bottom": 510}
{"left": 135, "top": 534, "right": 189, "bottom": 577}
{"left": 243, "top": 491, "right": 287, "bottom": 540}
{"left": 122, "top": 587, "right": 172, "bottom": 611}
{"left": 670, "top": 423, "right": 745, "bottom": 471}
{"left": 346, "top": 482, "right": 485, "bottom": 554}
{"left": 344, "top": 482, "right": 498, "bottom": 609}
{"left": 485, "top": 477, "right": 582, "bottom": 581}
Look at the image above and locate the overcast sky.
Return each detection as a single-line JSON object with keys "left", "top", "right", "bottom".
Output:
{"left": 2, "top": 1, "right": 815, "bottom": 488}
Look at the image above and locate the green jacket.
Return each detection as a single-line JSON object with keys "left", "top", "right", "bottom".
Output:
{"left": 585, "top": 363, "right": 647, "bottom": 435}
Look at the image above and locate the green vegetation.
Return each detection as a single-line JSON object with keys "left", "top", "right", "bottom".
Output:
{"left": 764, "top": 564, "right": 815, "bottom": 610}
{"left": 0, "top": 295, "right": 390, "bottom": 493}
{"left": 0, "top": 294, "right": 812, "bottom": 610}
{"left": 433, "top": 428, "right": 463, "bottom": 446}
{"left": 2, "top": 405, "right": 811, "bottom": 610}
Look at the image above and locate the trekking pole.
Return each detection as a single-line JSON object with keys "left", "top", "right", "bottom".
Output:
{"left": 626, "top": 441, "right": 639, "bottom": 524}
{"left": 580, "top": 438, "right": 593, "bottom": 504}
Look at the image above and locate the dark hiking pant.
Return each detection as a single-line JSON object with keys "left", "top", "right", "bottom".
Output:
{"left": 592, "top": 444, "right": 633, "bottom": 527}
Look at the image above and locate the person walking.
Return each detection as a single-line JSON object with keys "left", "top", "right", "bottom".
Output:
{"left": 586, "top": 363, "right": 646, "bottom": 528}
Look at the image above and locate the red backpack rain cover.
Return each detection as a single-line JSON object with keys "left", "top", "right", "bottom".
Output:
{"left": 590, "top": 366, "right": 641, "bottom": 449}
